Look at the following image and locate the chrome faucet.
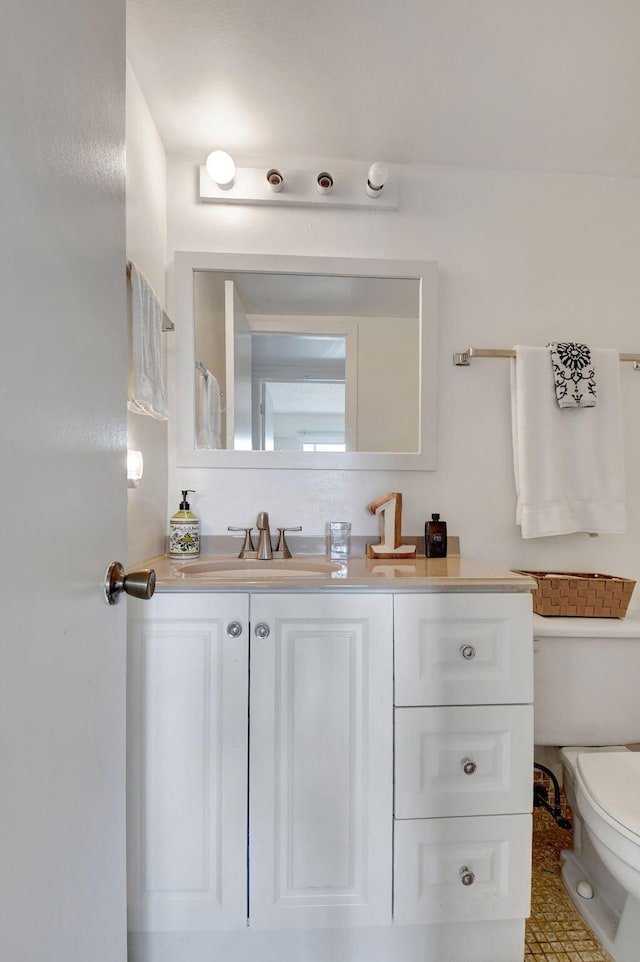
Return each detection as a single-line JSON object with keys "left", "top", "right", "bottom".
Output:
{"left": 229, "top": 514, "right": 302, "bottom": 559}
{"left": 256, "top": 511, "right": 273, "bottom": 560}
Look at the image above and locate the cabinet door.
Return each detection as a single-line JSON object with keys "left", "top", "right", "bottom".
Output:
{"left": 249, "top": 592, "right": 393, "bottom": 929}
{"left": 394, "top": 593, "right": 533, "bottom": 706}
{"left": 127, "top": 593, "right": 249, "bottom": 932}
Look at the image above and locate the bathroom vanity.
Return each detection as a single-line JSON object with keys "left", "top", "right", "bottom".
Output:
{"left": 126, "top": 556, "right": 535, "bottom": 962}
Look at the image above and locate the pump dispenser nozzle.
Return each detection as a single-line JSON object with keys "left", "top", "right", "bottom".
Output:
{"left": 180, "top": 490, "right": 195, "bottom": 510}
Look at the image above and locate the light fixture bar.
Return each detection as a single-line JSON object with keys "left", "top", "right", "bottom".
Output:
{"left": 199, "top": 166, "right": 398, "bottom": 210}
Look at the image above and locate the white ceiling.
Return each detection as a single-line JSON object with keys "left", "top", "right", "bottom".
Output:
{"left": 229, "top": 271, "right": 418, "bottom": 317}
{"left": 127, "top": 0, "right": 640, "bottom": 177}
{"left": 265, "top": 381, "right": 346, "bottom": 417}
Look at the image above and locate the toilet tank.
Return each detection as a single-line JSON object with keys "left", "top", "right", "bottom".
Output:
{"left": 534, "top": 613, "right": 640, "bottom": 746}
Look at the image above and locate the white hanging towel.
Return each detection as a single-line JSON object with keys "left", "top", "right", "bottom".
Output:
{"left": 511, "top": 346, "right": 626, "bottom": 538}
{"left": 127, "top": 261, "right": 168, "bottom": 419}
{"left": 196, "top": 364, "right": 222, "bottom": 449}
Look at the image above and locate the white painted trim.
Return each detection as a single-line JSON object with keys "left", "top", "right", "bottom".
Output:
{"left": 174, "top": 252, "right": 438, "bottom": 471}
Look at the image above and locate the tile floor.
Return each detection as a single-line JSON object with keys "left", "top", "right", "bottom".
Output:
{"left": 526, "top": 784, "right": 614, "bottom": 962}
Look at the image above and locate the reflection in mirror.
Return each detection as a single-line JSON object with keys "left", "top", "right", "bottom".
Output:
{"left": 194, "top": 270, "right": 420, "bottom": 453}
{"left": 255, "top": 335, "right": 346, "bottom": 452}
{"left": 175, "top": 253, "right": 438, "bottom": 471}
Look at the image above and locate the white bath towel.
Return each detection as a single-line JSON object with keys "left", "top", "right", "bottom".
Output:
{"left": 511, "top": 346, "right": 626, "bottom": 538}
{"left": 196, "top": 364, "right": 222, "bottom": 449}
{"left": 127, "top": 261, "right": 168, "bottom": 420}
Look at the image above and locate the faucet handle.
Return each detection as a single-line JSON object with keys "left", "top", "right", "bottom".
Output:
{"left": 275, "top": 526, "right": 302, "bottom": 559}
{"left": 227, "top": 526, "right": 256, "bottom": 558}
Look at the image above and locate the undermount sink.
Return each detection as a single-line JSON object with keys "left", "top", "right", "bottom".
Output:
{"left": 178, "top": 557, "right": 343, "bottom": 580}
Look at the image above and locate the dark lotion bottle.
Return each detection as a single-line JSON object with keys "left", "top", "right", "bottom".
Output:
{"left": 425, "top": 513, "right": 447, "bottom": 558}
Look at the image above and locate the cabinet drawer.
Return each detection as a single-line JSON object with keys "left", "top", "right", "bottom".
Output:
{"left": 393, "top": 813, "right": 532, "bottom": 924}
{"left": 394, "top": 593, "right": 532, "bottom": 706}
{"left": 394, "top": 704, "right": 533, "bottom": 818}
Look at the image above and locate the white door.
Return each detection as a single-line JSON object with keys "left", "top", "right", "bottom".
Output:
{"left": 0, "top": 2, "right": 128, "bottom": 960}
{"left": 249, "top": 593, "right": 393, "bottom": 930}
{"left": 224, "top": 280, "right": 253, "bottom": 448}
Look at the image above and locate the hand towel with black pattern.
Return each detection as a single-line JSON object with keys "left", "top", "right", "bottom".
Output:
{"left": 547, "top": 341, "right": 597, "bottom": 408}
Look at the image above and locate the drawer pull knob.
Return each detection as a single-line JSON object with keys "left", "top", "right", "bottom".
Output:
{"left": 460, "top": 866, "right": 475, "bottom": 886}
{"left": 226, "top": 621, "right": 243, "bottom": 638}
{"left": 460, "top": 644, "right": 476, "bottom": 660}
{"left": 461, "top": 757, "right": 477, "bottom": 775}
{"left": 255, "top": 622, "right": 271, "bottom": 639}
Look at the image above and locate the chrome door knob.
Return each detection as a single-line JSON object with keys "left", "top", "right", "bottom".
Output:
{"left": 460, "top": 644, "right": 476, "bottom": 660}
{"left": 104, "top": 562, "right": 156, "bottom": 605}
{"left": 461, "top": 757, "right": 477, "bottom": 775}
{"left": 255, "top": 623, "right": 270, "bottom": 639}
{"left": 227, "top": 621, "right": 243, "bottom": 638}
{"left": 459, "top": 866, "right": 475, "bottom": 886}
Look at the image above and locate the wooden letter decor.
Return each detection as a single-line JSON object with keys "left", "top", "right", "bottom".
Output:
{"left": 366, "top": 492, "right": 417, "bottom": 559}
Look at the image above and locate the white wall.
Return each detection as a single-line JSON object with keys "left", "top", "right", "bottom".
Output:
{"left": 357, "top": 316, "right": 418, "bottom": 452}
{"left": 126, "top": 62, "right": 168, "bottom": 563}
{"left": 166, "top": 155, "right": 640, "bottom": 598}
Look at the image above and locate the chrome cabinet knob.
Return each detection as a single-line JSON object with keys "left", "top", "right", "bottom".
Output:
{"left": 460, "top": 644, "right": 476, "bottom": 660}
{"left": 461, "top": 757, "right": 477, "bottom": 775}
{"left": 460, "top": 866, "right": 475, "bottom": 886}
{"left": 104, "top": 562, "right": 156, "bottom": 605}
{"left": 255, "top": 622, "right": 270, "bottom": 639}
{"left": 227, "top": 621, "right": 243, "bottom": 638}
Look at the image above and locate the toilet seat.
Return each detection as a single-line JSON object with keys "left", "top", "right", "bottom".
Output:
{"left": 577, "top": 751, "right": 640, "bottom": 841}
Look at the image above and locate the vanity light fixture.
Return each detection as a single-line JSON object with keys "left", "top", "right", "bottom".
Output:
{"left": 127, "top": 449, "right": 144, "bottom": 488}
{"left": 205, "top": 150, "right": 236, "bottom": 189}
{"left": 365, "top": 162, "right": 389, "bottom": 197}
{"left": 199, "top": 159, "right": 397, "bottom": 208}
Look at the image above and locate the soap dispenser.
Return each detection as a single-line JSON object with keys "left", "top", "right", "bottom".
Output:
{"left": 169, "top": 490, "right": 200, "bottom": 558}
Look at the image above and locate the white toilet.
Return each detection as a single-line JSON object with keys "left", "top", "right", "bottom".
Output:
{"left": 534, "top": 613, "right": 640, "bottom": 962}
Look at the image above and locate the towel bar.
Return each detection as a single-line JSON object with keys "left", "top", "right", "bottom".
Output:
{"left": 195, "top": 360, "right": 224, "bottom": 397}
{"left": 126, "top": 263, "right": 174, "bottom": 332}
{"left": 453, "top": 347, "right": 640, "bottom": 369}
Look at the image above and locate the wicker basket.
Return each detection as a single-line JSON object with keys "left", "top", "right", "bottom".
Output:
{"left": 515, "top": 570, "right": 636, "bottom": 618}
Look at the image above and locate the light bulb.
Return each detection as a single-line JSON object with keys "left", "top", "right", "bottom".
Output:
{"left": 206, "top": 150, "right": 236, "bottom": 189}
{"left": 127, "top": 449, "right": 144, "bottom": 487}
{"left": 366, "top": 162, "right": 389, "bottom": 196}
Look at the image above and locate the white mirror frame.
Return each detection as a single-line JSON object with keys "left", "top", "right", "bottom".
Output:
{"left": 174, "top": 251, "right": 438, "bottom": 470}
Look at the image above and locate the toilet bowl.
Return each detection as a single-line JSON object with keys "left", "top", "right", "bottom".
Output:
{"left": 533, "top": 614, "right": 640, "bottom": 962}
{"left": 560, "top": 748, "right": 640, "bottom": 962}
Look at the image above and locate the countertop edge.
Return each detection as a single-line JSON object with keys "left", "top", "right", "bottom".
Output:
{"left": 135, "top": 554, "right": 539, "bottom": 593}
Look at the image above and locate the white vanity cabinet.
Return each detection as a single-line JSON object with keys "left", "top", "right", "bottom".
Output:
{"left": 127, "top": 584, "right": 533, "bottom": 962}
{"left": 127, "top": 591, "right": 393, "bottom": 938}
{"left": 393, "top": 593, "right": 534, "bottom": 930}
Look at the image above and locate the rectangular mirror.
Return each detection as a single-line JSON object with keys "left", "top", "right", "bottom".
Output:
{"left": 175, "top": 253, "right": 438, "bottom": 470}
